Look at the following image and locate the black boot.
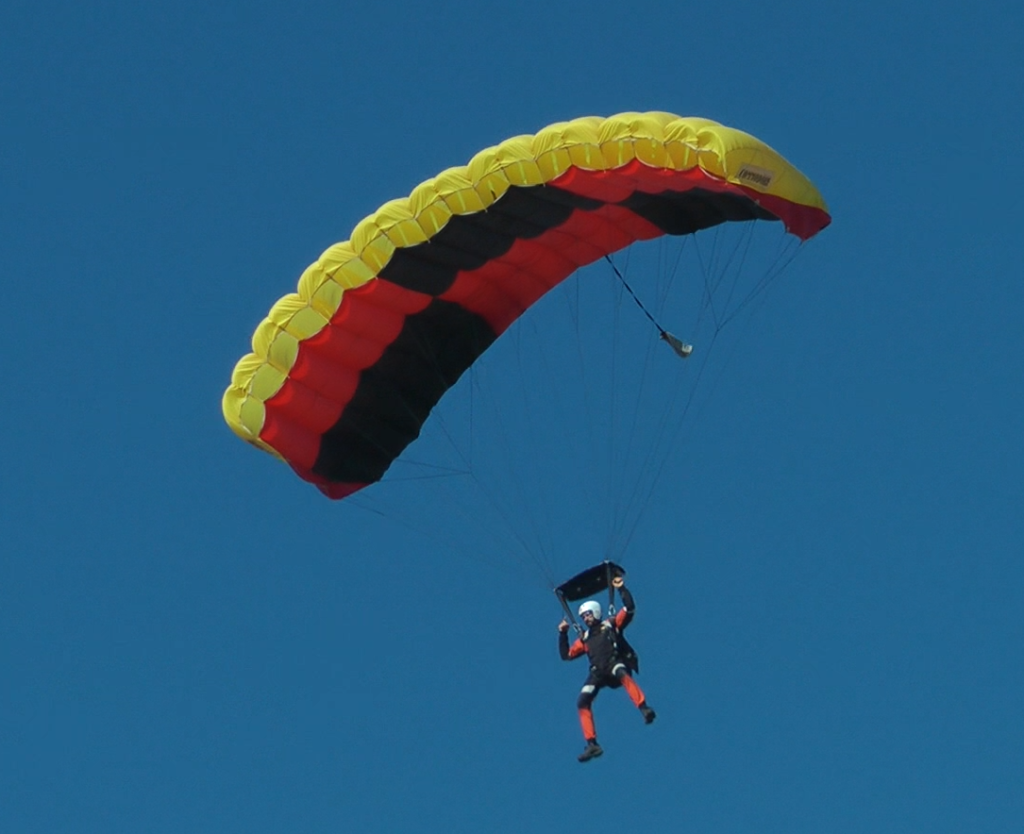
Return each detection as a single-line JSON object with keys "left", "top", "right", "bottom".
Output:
{"left": 577, "top": 740, "right": 603, "bottom": 763}
{"left": 640, "top": 704, "right": 656, "bottom": 724}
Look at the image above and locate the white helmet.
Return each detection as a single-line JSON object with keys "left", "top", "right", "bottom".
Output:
{"left": 578, "top": 600, "right": 602, "bottom": 620}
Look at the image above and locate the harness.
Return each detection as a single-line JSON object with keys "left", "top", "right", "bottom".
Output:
{"left": 583, "top": 620, "right": 640, "bottom": 676}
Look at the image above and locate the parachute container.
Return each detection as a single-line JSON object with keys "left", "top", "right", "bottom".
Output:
{"left": 555, "top": 562, "right": 627, "bottom": 603}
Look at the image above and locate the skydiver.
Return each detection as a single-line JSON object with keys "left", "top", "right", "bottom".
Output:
{"left": 558, "top": 575, "right": 656, "bottom": 763}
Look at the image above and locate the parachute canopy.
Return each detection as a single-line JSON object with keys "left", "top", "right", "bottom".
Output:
{"left": 223, "top": 112, "right": 830, "bottom": 498}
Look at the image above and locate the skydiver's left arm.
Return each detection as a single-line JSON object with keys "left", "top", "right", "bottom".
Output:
{"left": 615, "top": 585, "right": 635, "bottom": 629}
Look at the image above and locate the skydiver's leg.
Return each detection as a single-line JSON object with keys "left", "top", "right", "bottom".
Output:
{"left": 612, "top": 664, "right": 656, "bottom": 723}
{"left": 576, "top": 674, "right": 605, "bottom": 762}
{"left": 576, "top": 678, "right": 600, "bottom": 741}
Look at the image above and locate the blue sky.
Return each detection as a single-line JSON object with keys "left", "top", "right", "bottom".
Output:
{"left": 3, "top": 1, "right": 1023, "bottom": 831}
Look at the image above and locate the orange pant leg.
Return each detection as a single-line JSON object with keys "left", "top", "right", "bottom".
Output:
{"left": 620, "top": 672, "right": 646, "bottom": 708}
{"left": 578, "top": 707, "right": 596, "bottom": 741}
